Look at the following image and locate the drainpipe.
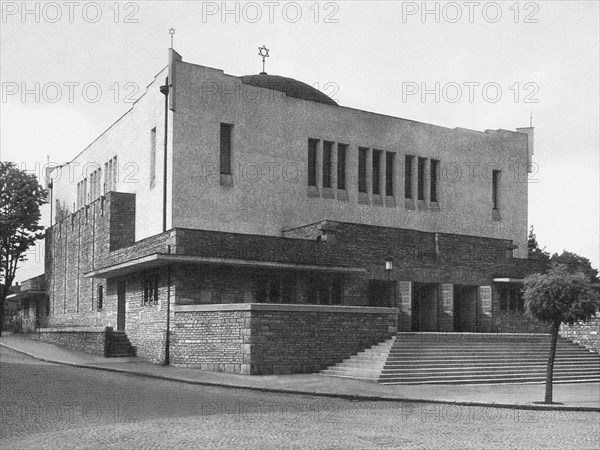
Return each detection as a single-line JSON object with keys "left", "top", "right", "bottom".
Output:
{"left": 160, "top": 77, "right": 169, "bottom": 233}
{"left": 162, "top": 244, "right": 171, "bottom": 365}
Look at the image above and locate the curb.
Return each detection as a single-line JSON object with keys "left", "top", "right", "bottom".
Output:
{"left": 2, "top": 342, "right": 599, "bottom": 413}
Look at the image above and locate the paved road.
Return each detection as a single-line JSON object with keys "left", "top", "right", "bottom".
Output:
{"left": 1, "top": 347, "right": 598, "bottom": 449}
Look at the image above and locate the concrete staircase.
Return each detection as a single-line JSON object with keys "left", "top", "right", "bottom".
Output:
{"left": 321, "top": 333, "right": 600, "bottom": 385}
{"left": 105, "top": 330, "right": 136, "bottom": 357}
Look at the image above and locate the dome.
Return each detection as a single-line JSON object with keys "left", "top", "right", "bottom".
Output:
{"left": 240, "top": 73, "right": 338, "bottom": 106}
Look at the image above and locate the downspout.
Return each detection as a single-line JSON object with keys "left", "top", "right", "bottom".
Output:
{"left": 163, "top": 244, "right": 171, "bottom": 365}
{"left": 160, "top": 77, "right": 169, "bottom": 233}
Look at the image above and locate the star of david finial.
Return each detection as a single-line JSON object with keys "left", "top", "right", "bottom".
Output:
{"left": 258, "top": 45, "right": 270, "bottom": 74}
{"left": 169, "top": 28, "right": 175, "bottom": 48}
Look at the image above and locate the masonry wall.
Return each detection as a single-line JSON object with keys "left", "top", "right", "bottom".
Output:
{"left": 560, "top": 316, "right": 600, "bottom": 353}
{"left": 172, "top": 304, "right": 397, "bottom": 374}
{"left": 28, "top": 328, "right": 106, "bottom": 356}
{"left": 45, "top": 192, "right": 139, "bottom": 329}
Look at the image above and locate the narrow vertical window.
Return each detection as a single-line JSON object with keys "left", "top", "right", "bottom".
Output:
{"left": 492, "top": 170, "right": 501, "bottom": 210}
{"left": 337, "top": 144, "right": 347, "bottom": 190}
{"left": 104, "top": 162, "right": 109, "bottom": 195}
{"left": 430, "top": 159, "right": 439, "bottom": 203}
{"left": 322, "top": 141, "right": 333, "bottom": 188}
{"left": 308, "top": 139, "right": 318, "bottom": 187}
{"left": 97, "top": 285, "right": 103, "bottom": 311}
{"left": 358, "top": 147, "right": 368, "bottom": 193}
{"left": 417, "top": 157, "right": 426, "bottom": 200}
{"left": 372, "top": 150, "right": 381, "bottom": 195}
{"left": 150, "top": 127, "right": 157, "bottom": 188}
{"left": 385, "top": 152, "right": 395, "bottom": 196}
{"left": 404, "top": 155, "right": 414, "bottom": 199}
{"left": 220, "top": 123, "right": 232, "bottom": 175}
{"left": 111, "top": 156, "right": 118, "bottom": 191}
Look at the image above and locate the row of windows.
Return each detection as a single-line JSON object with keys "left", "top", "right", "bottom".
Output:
{"left": 256, "top": 276, "right": 343, "bottom": 305}
{"left": 309, "top": 139, "right": 440, "bottom": 203}
{"left": 75, "top": 156, "right": 118, "bottom": 210}
{"left": 215, "top": 125, "right": 499, "bottom": 213}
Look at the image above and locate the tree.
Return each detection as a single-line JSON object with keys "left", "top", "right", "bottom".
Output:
{"left": 550, "top": 250, "right": 599, "bottom": 283}
{"left": 528, "top": 225, "right": 550, "bottom": 263}
{"left": 0, "top": 162, "right": 47, "bottom": 336}
{"left": 523, "top": 266, "right": 600, "bottom": 404}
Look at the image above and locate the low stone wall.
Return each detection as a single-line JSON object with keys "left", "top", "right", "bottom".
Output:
{"left": 27, "top": 327, "right": 108, "bottom": 356}
{"left": 172, "top": 304, "right": 398, "bottom": 375}
{"left": 491, "top": 311, "right": 551, "bottom": 334}
{"left": 560, "top": 316, "right": 600, "bottom": 354}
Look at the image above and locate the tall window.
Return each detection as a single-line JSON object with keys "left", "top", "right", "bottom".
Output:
{"left": 385, "top": 152, "right": 395, "bottom": 196}
{"left": 143, "top": 273, "right": 159, "bottom": 306}
{"left": 492, "top": 170, "right": 501, "bottom": 210}
{"left": 358, "top": 148, "right": 368, "bottom": 193}
{"left": 322, "top": 141, "right": 333, "bottom": 188}
{"left": 97, "top": 285, "right": 104, "bottom": 311}
{"left": 430, "top": 159, "right": 439, "bottom": 202}
{"left": 220, "top": 123, "right": 232, "bottom": 175}
{"left": 308, "top": 139, "right": 318, "bottom": 187}
{"left": 150, "top": 127, "right": 157, "bottom": 188}
{"left": 372, "top": 150, "right": 381, "bottom": 195}
{"left": 417, "top": 157, "right": 426, "bottom": 200}
{"left": 405, "top": 155, "right": 414, "bottom": 199}
{"left": 337, "top": 144, "right": 347, "bottom": 190}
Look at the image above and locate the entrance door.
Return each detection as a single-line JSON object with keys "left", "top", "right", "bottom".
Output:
{"left": 453, "top": 285, "right": 477, "bottom": 332}
{"left": 411, "top": 283, "right": 438, "bottom": 331}
{"left": 117, "top": 281, "right": 126, "bottom": 331}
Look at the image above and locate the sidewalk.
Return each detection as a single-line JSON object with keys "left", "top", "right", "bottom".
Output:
{"left": 1, "top": 333, "right": 598, "bottom": 412}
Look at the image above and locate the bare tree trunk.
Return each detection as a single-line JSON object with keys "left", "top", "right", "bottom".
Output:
{"left": 545, "top": 319, "right": 561, "bottom": 404}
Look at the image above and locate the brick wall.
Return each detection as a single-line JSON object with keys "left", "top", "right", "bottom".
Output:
{"left": 560, "top": 316, "right": 600, "bottom": 353}
{"left": 172, "top": 304, "right": 397, "bottom": 374}
{"left": 491, "top": 310, "right": 552, "bottom": 334}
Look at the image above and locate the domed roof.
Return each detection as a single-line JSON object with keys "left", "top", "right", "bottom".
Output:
{"left": 240, "top": 73, "right": 338, "bottom": 106}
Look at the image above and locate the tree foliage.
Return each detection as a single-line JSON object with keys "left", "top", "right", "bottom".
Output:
{"left": 523, "top": 266, "right": 600, "bottom": 403}
{"left": 527, "top": 225, "right": 550, "bottom": 262}
{"left": 0, "top": 161, "right": 47, "bottom": 333}
{"left": 550, "top": 250, "right": 599, "bottom": 283}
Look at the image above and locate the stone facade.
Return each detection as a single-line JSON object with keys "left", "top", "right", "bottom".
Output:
{"left": 28, "top": 327, "right": 107, "bottom": 356}
{"left": 172, "top": 304, "right": 397, "bottom": 374}
{"left": 560, "top": 316, "right": 600, "bottom": 353}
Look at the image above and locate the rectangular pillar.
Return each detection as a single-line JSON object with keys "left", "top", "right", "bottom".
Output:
{"left": 478, "top": 285, "right": 492, "bottom": 332}
{"left": 397, "top": 281, "right": 412, "bottom": 331}
{"left": 438, "top": 283, "right": 454, "bottom": 332}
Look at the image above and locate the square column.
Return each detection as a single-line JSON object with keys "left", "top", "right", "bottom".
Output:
{"left": 438, "top": 283, "right": 454, "bottom": 332}
{"left": 397, "top": 281, "right": 412, "bottom": 331}
{"left": 478, "top": 285, "right": 492, "bottom": 332}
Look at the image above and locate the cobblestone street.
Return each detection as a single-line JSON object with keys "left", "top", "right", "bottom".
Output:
{"left": 1, "top": 347, "right": 598, "bottom": 449}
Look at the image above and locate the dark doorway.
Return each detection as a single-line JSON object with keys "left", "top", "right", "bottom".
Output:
{"left": 453, "top": 285, "right": 477, "bottom": 332}
{"left": 117, "top": 281, "right": 126, "bottom": 331}
{"left": 368, "top": 280, "right": 395, "bottom": 307}
{"left": 412, "top": 283, "right": 438, "bottom": 331}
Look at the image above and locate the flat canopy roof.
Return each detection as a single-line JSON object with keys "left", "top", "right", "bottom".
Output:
{"left": 5, "top": 291, "right": 47, "bottom": 300}
{"left": 493, "top": 277, "right": 524, "bottom": 283}
{"left": 84, "top": 253, "right": 366, "bottom": 278}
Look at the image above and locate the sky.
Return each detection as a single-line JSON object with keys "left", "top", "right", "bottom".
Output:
{"left": 1, "top": 0, "right": 599, "bottom": 282}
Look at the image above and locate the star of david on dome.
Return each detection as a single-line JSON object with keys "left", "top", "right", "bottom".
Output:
{"left": 258, "top": 45, "right": 270, "bottom": 74}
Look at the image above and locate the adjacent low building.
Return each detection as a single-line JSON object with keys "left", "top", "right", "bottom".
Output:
{"left": 41, "top": 49, "right": 543, "bottom": 374}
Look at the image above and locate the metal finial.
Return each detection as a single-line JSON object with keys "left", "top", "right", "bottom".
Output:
{"left": 258, "top": 45, "right": 270, "bottom": 74}
{"left": 169, "top": 28, "right": 175, "bottom": 49}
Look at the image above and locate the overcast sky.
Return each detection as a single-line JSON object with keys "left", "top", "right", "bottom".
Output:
{"left": 1, "top": 1, "right": 598, "bottom": 282}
